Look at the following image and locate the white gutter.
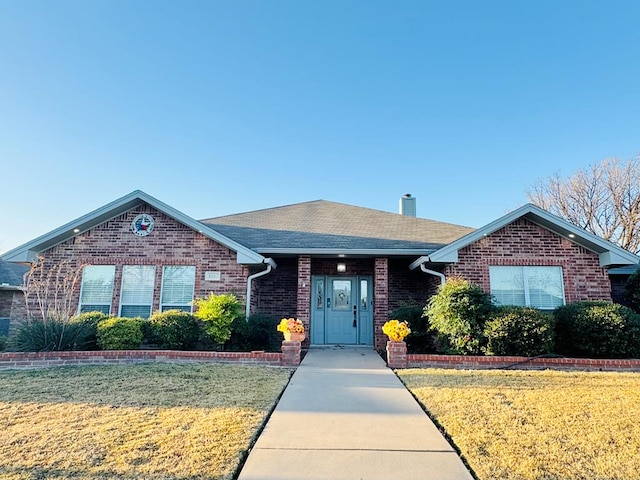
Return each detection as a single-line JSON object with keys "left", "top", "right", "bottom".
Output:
{"left": 420, "top": 261, "right": 446, "bottom": 286}
{"left": 245, "top": 258, "right": 277, "bottom": 320}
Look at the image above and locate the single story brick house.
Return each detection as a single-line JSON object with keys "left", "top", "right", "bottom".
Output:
{"left": 2, "top": 191, "right": 638, "bottom": 349}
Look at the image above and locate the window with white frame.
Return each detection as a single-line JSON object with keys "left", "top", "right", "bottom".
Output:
{"left": 160, "top": 266, "right": 196, "bottom": 312}
{"left": 119, "top": 265, "right": 155, "bottom": 318}
{"left": 489, "top": 266, "right": 565, "bottom": 309}
{"left": 79, "top": 265, "right": 116, "bottom": 314}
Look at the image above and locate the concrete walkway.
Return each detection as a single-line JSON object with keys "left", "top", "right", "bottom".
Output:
{"left": 237, "top": 346, "right": 474, "bottom": 480}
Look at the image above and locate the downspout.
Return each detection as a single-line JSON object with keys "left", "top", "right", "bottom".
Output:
{"left": 245, "top": 258, "right": 277, "bottom": 320}
{"left": 420, "top": 260, "right": 446, "bottom": 286}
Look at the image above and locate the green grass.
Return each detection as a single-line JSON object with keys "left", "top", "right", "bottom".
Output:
{"left": 0, "top": 363, "right": 292, "bottom": 480}
{"left": 398, "top": 368, "right": 640, "bottom": 480}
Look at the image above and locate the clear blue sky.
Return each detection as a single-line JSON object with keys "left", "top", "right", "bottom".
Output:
{"left": 1, "top": 0, "right": 639, "bottom": 254}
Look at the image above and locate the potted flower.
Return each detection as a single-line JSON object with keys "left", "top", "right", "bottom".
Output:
{"left": 382, "top": 319, "right": 411, "bottom": 342}
{"left": 277, "top": 317, "right": 306, "bottom": 342}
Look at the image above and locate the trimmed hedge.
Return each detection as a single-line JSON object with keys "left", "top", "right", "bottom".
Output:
{"left": 227, "top": 314, "right": 282, "bottom": 352}
{"left": 96, "top": 317, "right": 144, "bottom": 350}
{"left": 484, "top": 306, "right": 555, "bottom": 357}
{"left": 194, "top": 293, "right": 243, "bottom": 345}
{"left": 69, "top": 311, "right": 111, "bottom": 350}
{"left": 148, "top": 310, "right": 201, "bottom": 350}
{"left": 625, "top": 270, "right": 640, "bottom": 314}
{"left": 554, "top": 301, "right": 640, "bottom": 358}
{"left": 424, "top": 277, "right": 494, "bottom": 354}
{"left": 389, "top": 304, "right": 440, "bottom": 354}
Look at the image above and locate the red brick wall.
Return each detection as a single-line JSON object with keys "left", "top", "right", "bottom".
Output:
{"left": 405, "top": 354, "right": 640, "bottom": 372}
{"left": 0, "top": 290, "right": 28, "bottom": 337}
{"left": 0, "top": 291, "right": 13, "bottom": 318}
{"left": 388, "top": 259, "right": 440, "bottom": 312}
{"left": 30, "top": 205, "right": 248, "bottom": 317}
{"left": 610, "top": 275, "right": 629, "bottom": 306}
{"left": 445, "top": 218, "right": 612, "bottom": 302}
{"left": 296, "top": 256, "right": 311, "bottom": 333}
{"left": 311, "top": 258, "right": 374, "bottom": 276}
{"left": 374, "top": 257, "right": 389, "bottom": 349}
{"left": 253, "top": 258, "right": 298, "bottom": 318}
{"left": 0, "top": 350, "right": 288, "bottom": 369}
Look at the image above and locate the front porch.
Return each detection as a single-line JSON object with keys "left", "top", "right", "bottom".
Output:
{"left": 251, "top": 256, "right": 441, "bottom": 349}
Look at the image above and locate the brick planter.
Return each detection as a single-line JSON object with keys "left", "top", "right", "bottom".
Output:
{"left": 281, "top": 340, "right": 302, "bottom": 367}
{"left": 386, "top": 340, "right": 407, "bottom": 368}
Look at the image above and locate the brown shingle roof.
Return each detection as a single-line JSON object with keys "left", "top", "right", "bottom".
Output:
{"left": 201, "top": 200, "right": 475, "bottom": 252}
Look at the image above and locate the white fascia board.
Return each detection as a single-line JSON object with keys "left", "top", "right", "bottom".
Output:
{"left": 424, "top": 203, "right": 640, "bottom": 268}
{"left": 255, "top": 248, "right": 437, "bottom": 256}
{"left": 0, "top": 285, "right": 24, "bottom": 291}
{"left": 599, "top": 251, "right": 640, "bottom": 268}
{"left": 409, "top": 252, "right": 458, "bottom": 269}
{"left": 409, "top": 256, "right": 430, "bottom": 270}
{"left": 1, "top": 249, "right": 39, "bottom": 263}
{"left": 0, "top": 190, "right": 266, "bottom": 266}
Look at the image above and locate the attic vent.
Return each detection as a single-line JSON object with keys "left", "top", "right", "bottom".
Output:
{"left": 399, "top": 194, "right": 416, "bottom": 217}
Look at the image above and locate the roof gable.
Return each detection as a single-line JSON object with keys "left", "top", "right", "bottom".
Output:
{"left": 1, "top": 191, "right": 266, "bottom": 265}
{"left": 202, "top": 200, "right": 475, "bottom": 254}
{"left": 410, "top": 203, "right": 640, "bottom": 269}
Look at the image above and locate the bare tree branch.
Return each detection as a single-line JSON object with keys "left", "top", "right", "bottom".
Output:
{"left": 527, "top": 156, "right": 640, "bottom": 253}
{"left": 24, "top": 256, "right": 86, "bottom": 322}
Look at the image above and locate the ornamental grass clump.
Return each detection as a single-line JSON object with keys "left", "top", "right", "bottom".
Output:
{"left": 276, "top": 318, "right": 304, "bottom": 334}
{"left": 382, "top": 319, "right": 411, "bottom": 342}
{"left": 12, "top": 317, "right": 96, "bottom": 352}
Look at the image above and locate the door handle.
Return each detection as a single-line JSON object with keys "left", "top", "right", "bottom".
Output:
{"left": 353, "top": 305, "right": 357, "bottom": 328}
{"left": 327, "top": 297, "right": 331, "bottom": 308}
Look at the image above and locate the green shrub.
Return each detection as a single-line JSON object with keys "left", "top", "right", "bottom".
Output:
{"left": 389, "top": 303, "right": 441, "bottom": 353}
{"left": 423, "top": 277, "right": 494, "bottom": 354}
{"left": 554, "top": 301, "right": 640, "bottom": 358}
{"left": 227, "top": 314, "right": 281, "bottom": 352}
{"left": 0, "top": 335, "right": 6, "bottom": 351}
{"left": 624, "top": 270, "right": 640, "bottom": 314}
{"left": 69, "top": 311, "right": 111, "bottom": 350}
{"left": 148, "top": 310, "right": 201, "bottom": 350}
{"left": 11, "top": 318, "right": 95, "bottom": 352}
{"left": 96, "top": 317, "right": 144, "bottom": 350}
{"left": 193, "top": 293, "right": 243, "bottom": 345}
{"left": 483, "top": 306, "right": 555, "bottom": 357}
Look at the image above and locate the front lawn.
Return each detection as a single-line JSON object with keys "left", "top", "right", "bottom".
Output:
{"left": 398, "top": 368, "right": 640, "bottom": 480}
{"left": 0, "top": 363, "right": 292, "bottom": 480}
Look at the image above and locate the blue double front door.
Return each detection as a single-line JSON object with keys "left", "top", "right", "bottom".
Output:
{"left": 310, "top": 275, "right": 373, "bottom": 345}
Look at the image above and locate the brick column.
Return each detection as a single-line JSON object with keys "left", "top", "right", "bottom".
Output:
{"left": 296, "top": 256, "right": 311, "bottom": 340}
{"left": 386, "top": 340, "right": 407, "bottom": 368}
{"left": 374, "top": 257, "right": 389, "bottom": 350}
{"left": 281, "top": 340, "right": 302, "bottom": 366}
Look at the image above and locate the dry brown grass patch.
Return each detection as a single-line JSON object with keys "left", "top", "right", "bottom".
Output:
{"left": 0, "top": 363, "right": 292, "bottom": 480}
{"left": 398, "top": 368, "right": 640, "bottom": 480}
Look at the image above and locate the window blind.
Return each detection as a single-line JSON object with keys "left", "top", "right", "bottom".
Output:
{"left": 161, "top": 266, "right": 196, "bottom": 311}
{"left": 79, "top": 265, "right": 115, "bottom": 314}
{"left": 490, "top": 266, "right": 564, "bottom": 309}
{"left": 119, "top": 266, "right": 155, "bottom": 318}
